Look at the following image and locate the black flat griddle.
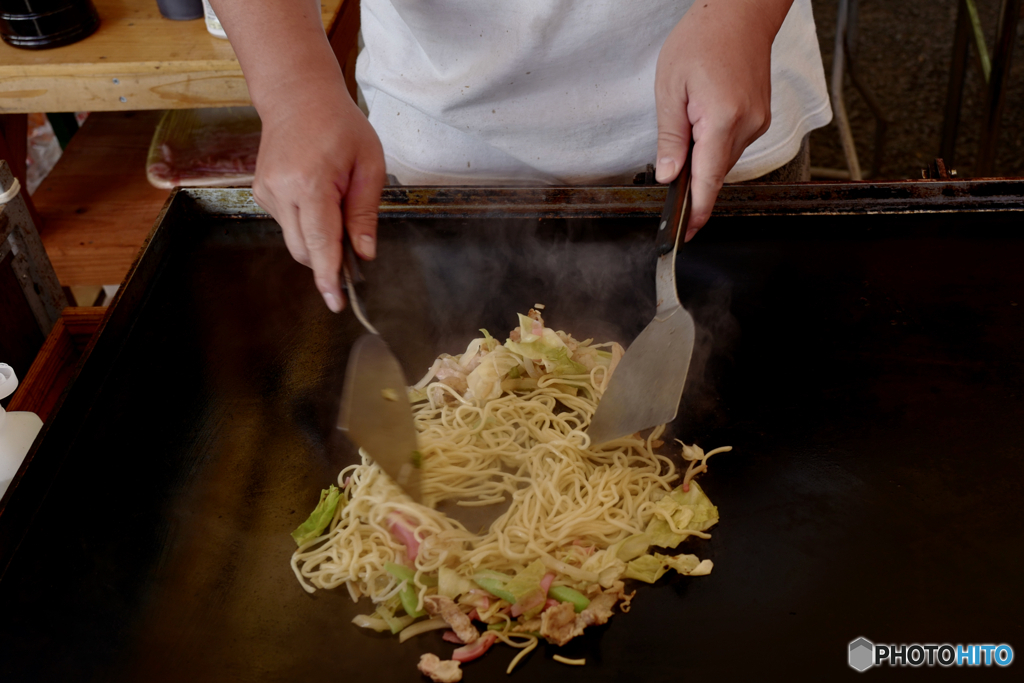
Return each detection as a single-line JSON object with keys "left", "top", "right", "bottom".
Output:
{"left": 1, "top": 185, "right": 1022, "bottom": 682}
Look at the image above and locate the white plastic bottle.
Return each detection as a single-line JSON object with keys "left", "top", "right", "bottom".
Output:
{"left": 201, "top": 0, "right": 228, "bottom": 39}
{"left": 0, "top": 364, "right": 43, "bottom": 499}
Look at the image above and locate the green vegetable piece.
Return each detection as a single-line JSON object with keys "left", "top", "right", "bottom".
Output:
{"left": 383, "top": 562, "right": 436, "bottom": 586}
{"left": 504, "top": 560, "right": 546, "bottom": 604}
{"left": 473, "top": 576, "right": 516, "bottom": 604}
{"left": 439, "top": 567, "right": 475, "bottom": 599}
{"left": 399, "top": 584, "right": 426, "bottom": 618}
{"left": 500, "top": 559, "right": 548, "bottom": 620}
{"left": 504, "top": 314, "right": 588, "bottom": 376}
{"left": 506, "top": 339, "right": 587, "bottom": 376}
{"left": 621, "top": 552, "right": 707, "bottom": 584}
{"left": 466, "top": 346, "right": 521, "bottom": 401}
{"left": 614, "top": 533, "right": 651, "bottom": 562}
{"left": 378, "top": 569, "right": 425, "bottom": 622}
{"left": 384, "top": 562, "right": 416, "bottom": 583}
{"left": 290, "top": 485, "right": 344, "bottom": 546}
{"left": 656, "top": 552, "right": 702, "bottom": 575}
{"left": 622, "top": 554, "right": 669, "bottom": 584}
{"left": 385, "top": 562, "right": 433, "bottom": 616}
{"left": 411, "top": 450, "right": 423, "bottom": 469}
{"left": 645, "top": 480, "right": 719, "bottom": 549}
{"left": 548, "top": 585, "right": 590, "bottom": 613}
{"left": 644, "top": 518, "right": 684, "bottom": 550}
{"left": 667, "top": 481, "right": 719, "bottom": 531}
{"left": 478, "top": 329, "right": 500, "bottom": 353}
{"left": 377, "top": 605, "right": 417, "bottom": 634}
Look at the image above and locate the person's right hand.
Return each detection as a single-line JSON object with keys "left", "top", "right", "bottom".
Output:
{"left": 252, "top": 77, "right": 386, "bottom": 313}
{"left": 653, "top": 0, "right": 793, "bottom": 242}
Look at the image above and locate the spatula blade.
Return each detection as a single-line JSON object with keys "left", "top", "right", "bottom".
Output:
{"left": 587, "top": 306, "right": 695, "bottom": 446}
{"left": 338, "top": 334, "right": 423, "bottom": 503}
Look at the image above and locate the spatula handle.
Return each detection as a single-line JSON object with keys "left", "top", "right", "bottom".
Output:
{"left": 655, "top": 146, "right": 694, "bottom": 257}
{"left": 341, "top": 231, "right": 379, "bottom": 335}
{"left": 341, "top": 231, "right": 364, "bottom": 286}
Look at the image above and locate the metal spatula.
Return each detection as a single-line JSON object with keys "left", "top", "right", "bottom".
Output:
{"left": 587, "top": 154, "right": 696, "bottom": 446}
{"left": 337, "top": 239, "right": 423, "bottom": 503}
{"left": 334, "top": 241, "right": 506, "bottom": 532}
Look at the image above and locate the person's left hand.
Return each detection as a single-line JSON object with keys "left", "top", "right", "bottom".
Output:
{"left": 654, "top": 0, "right": 793, "bottom": 241}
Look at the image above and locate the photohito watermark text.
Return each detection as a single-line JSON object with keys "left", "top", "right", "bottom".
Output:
{"left": 849, "top": 637, "right": 1013, "bottom": 671}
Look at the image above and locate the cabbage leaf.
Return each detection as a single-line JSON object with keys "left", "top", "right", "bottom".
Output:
{"left": 645, "top": 480, "right": 719, "bottom": 549}
{"left": 622, "top": 554, "right": 668, "bottom": 583}
{"left": 438, "top": 567, "right": 476, "bottom": 600}
{"left": 291, "top": 485, "right": 344, "bottom": 546}
{"left": 622, "top": 552, "right": 711, "bottom": 583}
{"left": 505, "top": 316, "right": 587, "bottom": 376}
{"left": 466, "top": 346, "right": 521, "bottom": 402}
{"left": 503, "top": 559, "right": 547, "bottom": 604}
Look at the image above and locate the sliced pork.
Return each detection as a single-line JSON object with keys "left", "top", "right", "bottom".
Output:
{"left": 425, "top": 595, "right": 479, "bottom": 644}
{"left": 417, "top": 653, "right": 462, "bottom": 683}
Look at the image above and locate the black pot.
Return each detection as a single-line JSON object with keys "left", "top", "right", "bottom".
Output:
{"left": 0, "top": 0, "right": 100, "bottom": 49}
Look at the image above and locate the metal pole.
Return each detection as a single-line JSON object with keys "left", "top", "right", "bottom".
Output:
{"left": 832, "top": 0, "right": 862, "bottom": 180}
{"left": 975, "top": 0, "right": 1021, "bottom": 176}
{"left": 940, "top": 0, "right": 973, "bottom": 167}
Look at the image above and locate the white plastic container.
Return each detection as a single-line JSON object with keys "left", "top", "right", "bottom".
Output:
{"left": 201, "top": 0, "right": 228, "bottom": 39}
{"left": 0, "top": 364, "right": 43, "bottom": 499}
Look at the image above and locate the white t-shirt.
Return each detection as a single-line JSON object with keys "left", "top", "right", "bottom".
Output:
{"left": 357, "top": 0, "right": 832, "bottom": 184}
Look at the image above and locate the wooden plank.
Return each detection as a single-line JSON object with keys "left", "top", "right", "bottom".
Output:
{"left": 0, "top": 0, "right": 348, "bottom": 114}
{"left": 6, "top": 307, "right": 104, "bottom": 421}
{"left": 0, "top": 66, "right": 252, "bottom": 114}
{"left": 5, "top": 318, "right": 75, "bottom": 423}
{"left": 62, "top": 306, "right": 107, "bottom": 353}
{"left": 32, "top": 110, "right": 170, "bottom": 286}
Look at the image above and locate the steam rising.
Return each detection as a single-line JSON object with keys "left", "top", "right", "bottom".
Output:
{"left": 188, "top": 212, "right": 736, "bottom": 470}
{"left": 361, "top": 215, "right": 738, "bottom": 438}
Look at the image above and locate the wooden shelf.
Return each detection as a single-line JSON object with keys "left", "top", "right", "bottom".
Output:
{"left": 0, "top": 0, "right": 347, "bottom": 114}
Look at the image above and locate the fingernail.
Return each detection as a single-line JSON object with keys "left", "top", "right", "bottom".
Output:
{"left": 655, "top": 157, "right": 677, "bottom": 183}
{"left": 359, "top": 234, "right": 376, "bottom": 259}
{"left": 323, "top": 291, "right": 342, "bottom": 313}
{"left": 684, "top": 227, "right": 698, "bottom": 243}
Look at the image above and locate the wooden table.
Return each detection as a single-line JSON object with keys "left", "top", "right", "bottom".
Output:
{"left": 0, "top": 0, "right": 358, "bottom": 287}
{"left": 0, "top": 0, "right": 357, "bottom": 113}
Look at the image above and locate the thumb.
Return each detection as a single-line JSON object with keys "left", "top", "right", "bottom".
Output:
{"left": 654, "top": 92, "right": 692, "bottom": 184}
